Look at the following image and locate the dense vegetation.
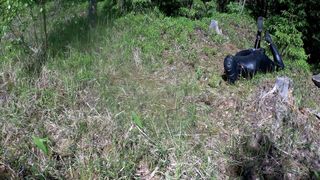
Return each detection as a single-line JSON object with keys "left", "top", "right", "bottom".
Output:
{"left": 0, "top": 0, "right": 319, "bottom": 179}
{"left": 2, "top": 0, "right": 319, "bottom": 65}
{"left": 103, "top": 0, "right": 320, "bottom": 64}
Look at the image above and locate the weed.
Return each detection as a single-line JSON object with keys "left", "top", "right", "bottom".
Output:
{"left": 32, "top": 136, "right": 50, "bottom": 155}
{"left": 208, "top": 73, "right": 222, "bottom": 88}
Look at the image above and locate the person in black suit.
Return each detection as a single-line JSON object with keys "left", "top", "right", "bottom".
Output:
{"left": 224, "top": 17, "right": 284, "bottom": 83}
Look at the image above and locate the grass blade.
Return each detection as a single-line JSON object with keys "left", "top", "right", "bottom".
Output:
{"left": 131, "top": 111, "right": 143, "bottom": 129}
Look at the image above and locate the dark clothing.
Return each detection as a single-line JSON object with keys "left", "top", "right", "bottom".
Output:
{"left": 223, "top": 17, "right": 284, "bottom": 83}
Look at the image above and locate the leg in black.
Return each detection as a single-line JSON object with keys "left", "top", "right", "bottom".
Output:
{"left": 254, "top": 16, "right": 264, "bottom": 49}
{"left": 265, "top": 31, "right": 285, "bottom": 70}
{"left": 259, "top": 53, "right": 276, "bottom": 73}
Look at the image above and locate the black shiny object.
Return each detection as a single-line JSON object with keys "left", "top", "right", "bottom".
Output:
{"left": 224, "top": 17, "right": 284, "bottom": 83}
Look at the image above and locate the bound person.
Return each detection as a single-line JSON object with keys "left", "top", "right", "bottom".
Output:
{"left": 224, "top": 17, "right": 284, "bottom": 83}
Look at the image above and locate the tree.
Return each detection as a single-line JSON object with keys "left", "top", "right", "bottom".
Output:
{"left": 0, "top": 0, "right": 48, "bottom": 56}
{"left": 0, "top": 0, "right": 50, "bottom": 74}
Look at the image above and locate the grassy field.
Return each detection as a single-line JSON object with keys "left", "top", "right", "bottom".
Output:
{"left": 1, "top": 2, "right": 320, "bottom": 179}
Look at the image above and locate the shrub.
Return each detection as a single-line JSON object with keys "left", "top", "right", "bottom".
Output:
{"left": 103, "top": 0, "right": 218, "bottom": 19}
{"left": 266, "top": 15, "right": 308, "bottom": 63}
{"left": 226, "top": 1, "right": 243, "bottom": 14}
{"left": 178, "top": 0, "right": 206, "bottom": 19}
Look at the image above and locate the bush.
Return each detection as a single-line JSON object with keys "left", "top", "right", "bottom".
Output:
{"left": 266, "top": 15, "right": 308, "bottom": 62}
{"left": 103, "top": 0, "right": 218, "bottom": 19}
{"left": 102, "top": 0, "right": 153, "bottom": 17}
{"left": 226, "top": 1, "right": 243, "bottom": 14}
{"left": 178, "top": 0, "right": 206, "bottom": 19}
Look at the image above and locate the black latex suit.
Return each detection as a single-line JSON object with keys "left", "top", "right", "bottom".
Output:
{"left": 224, "top": 17, "right": 285, "bottom": 83}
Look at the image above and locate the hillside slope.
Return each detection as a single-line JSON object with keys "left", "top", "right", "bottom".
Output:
{"left": 0, "top": 4, "right": 319, "bottom": 179}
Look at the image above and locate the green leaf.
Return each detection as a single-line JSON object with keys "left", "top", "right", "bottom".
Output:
{"left": 131, "top": 112, "right": 143, "bottom": 128}
{"left": 32, "top": 136, "right": 49, "bottom": 155}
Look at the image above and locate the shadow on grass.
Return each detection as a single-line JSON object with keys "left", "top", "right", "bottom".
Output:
{"left": 23, "top": 15, "right": 92, "bottom": 77}
{"left": 24, "top": 13, "right": 116, "bottom": 77}
{"left": 48, "top": 0, "right": 122, "bottom": 57}
{"left": 48, "top": 15, "right": 92, "bottom": 56}
{"left": 24, "top": 0, "right": 139, "bottom": 77}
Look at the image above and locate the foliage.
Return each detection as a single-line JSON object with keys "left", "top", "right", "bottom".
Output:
{"left": 205, "top": 0, "right": 218, "bottom": 15}
{"left": 266, "top": 15, "right": 308, "bottom": 62}
{"left": 178, "top": 0, "right": 206, "bottom": 19}
{"left": 0, "top": 0, "right": 48, "bottom": 63}
{"left": 131, "top": 112, "right": 143, "bottom": 128}
{"left": 32, "top": 136, "right": 49, "bottom": 155}
{"left": 0, "top": 0, "right": 34, "bottom": 40}
{"left": 103, "top": 0, "right": 218, "bottom": 19}
{"left": 131, "top": 0, "right": 152, "bottom": 12}
{"left": 102, "top": 0, "right": 153, "bottom": 17}
{"left": 226, "top": 1, "right": 244, "bottom": 14}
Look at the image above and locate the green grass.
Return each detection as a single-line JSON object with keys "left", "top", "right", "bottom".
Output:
{"left": 0, "top": 2, "right": 319, "bottom": 179}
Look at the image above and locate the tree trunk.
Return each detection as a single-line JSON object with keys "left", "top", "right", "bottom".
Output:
{"left": 88, "top": 0, "right": 97, "bottom": 27}
{"left": 41, "top": 0, "right": 48, "bottom": 51}
{"left": 40, "top": 0, "right": 48, "bottom": 61}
